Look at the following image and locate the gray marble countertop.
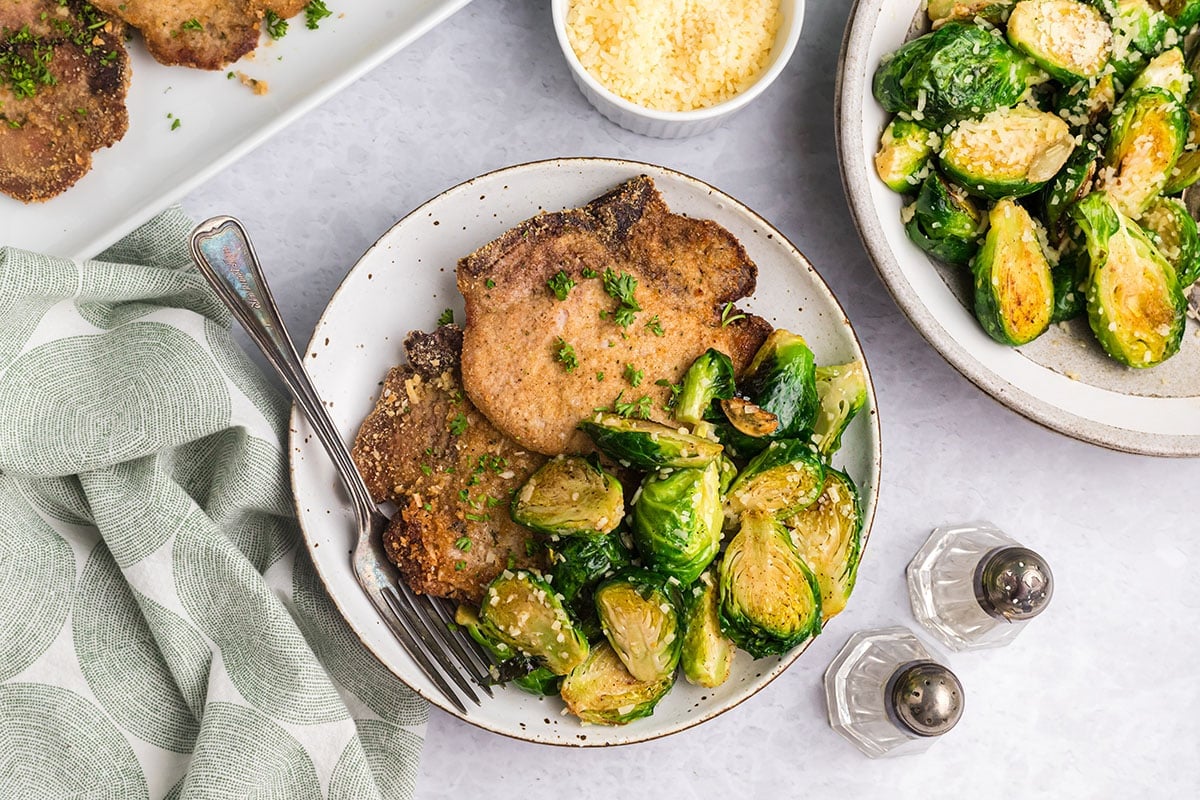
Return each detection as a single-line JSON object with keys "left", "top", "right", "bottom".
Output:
{"left": 183, "top": 1, "right": 1199, "bottom": 797}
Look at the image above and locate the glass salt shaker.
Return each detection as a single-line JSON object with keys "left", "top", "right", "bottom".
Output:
{"left": 907, "top": 521, "right": 1054, "bottom": 652}
{"left": 824, "top": 627, "right": 964, "bottom": 758}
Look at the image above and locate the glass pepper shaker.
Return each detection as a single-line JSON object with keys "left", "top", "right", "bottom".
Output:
{"left": 824, "top": 627, "right": 964, "bottom": 758}
{"left": 907, "top": 521, "right": 1054, "bottom": 651}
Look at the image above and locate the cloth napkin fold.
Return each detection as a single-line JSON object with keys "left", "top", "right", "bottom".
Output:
{"left": 0, "top": 209, "right": 427, "bottom": 800}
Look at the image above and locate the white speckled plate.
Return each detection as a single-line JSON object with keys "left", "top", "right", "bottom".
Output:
{"left": 837, "top": 0, "right": 1200, "bottom": 456}
{"left": 0, "top": 0, "right": 472, "bottom": 259}
{"left": 288, "top": 158, "right": 881, "bottom": 746}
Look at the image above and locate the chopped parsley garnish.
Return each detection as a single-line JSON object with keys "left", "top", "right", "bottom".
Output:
{"left": 437, "top": 308, "right": 454, "bottom": 326}
{"left": 547, "top": 270, "right": 575, "bottom": 301}
{"left": 720, "top": 302, "right": 746, "bottom": 327}
{"left": 264, "top": 10, "right": 288, "bottom": 39}
{"left": 419, "top": 464, "right": 432, "bottom": 476}
{"left": 181, "top": 19, "right": 203, "bottom": 32}
{"left": 506, "top": 554, "right": 516, "bottom": 570}
{"left": 645, "top": 315, "right": 665, "bottom": 336}
{"left": 455, "top": 560, "right": 466, "bottom": 571}
{"left": 305, "top": 0, "right": 333, "bottom": 29}
{"left": 485, "top": 278, "right": 496, "bottom": 289}
{"left": 602, "top": 268, "right": 641, "bottom": 327}
{"left": 581, "top": 267, "right": 599, "bottom": 279}
{"left": 656, "top": 378, "right": 682, "bottom": 410}
{"left": 465, "top": 512, "right": 490, "bottom": 522}
{"left": 448, "top": 413, "right": 469, "bottom": 435}
{"left": 623, "top": 364, "right": 643, "bottom": 387}
{"left": 611, "top": 391, "right": 652, "bottom": 420}
{"left": 1, "top": 27, "right": 57, "bottom": 100}
{"left": 170, "top": 117, "right": 181, "bottom": 131}
{"left": 455, "top": 536, "right": 472, "bottom": 552}
{"left": 554, "top": 338, "right": 578, "bottom": 372}
{"left": 596, "top": 371, "right": 605, "bottom": 382}
{"left": 525, "top": 538, "right": 538, "bottom": 557}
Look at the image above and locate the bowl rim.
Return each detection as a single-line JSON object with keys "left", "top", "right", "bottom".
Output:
{"left": 835, "top": 0, "right": 1200, "bottom": 458}
{"left": 550, "top": 0, "right": 806, "bottom": 123}
{"left": 288, "top": 156, "right": 883, "bottom": 747}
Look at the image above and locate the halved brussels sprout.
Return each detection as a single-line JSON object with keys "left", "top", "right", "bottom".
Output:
{"left": 1102, "top": 88, "right": 1189, "bottom": 217}
{"left": 716, "top": 454, "right": 739, "bottom": 494}
{"left": 513, "top": 664, "right": 561, "bottom": 697}
{"left": 680, "top": 568, "right": 735, "bottom": 688}
{"left": 632, "top": 460, "right": 723, "bottom": 584}
{"left": 782, "top": 469, "right": 863, "bottom": 621}
{"left": 1162, "top": 149, "right": 1200, "bottom": 193}
{"left": 874, "top": 118, "right": 937, "bottom": 192}
{"left": 579, "top": 413, "right": 723, "bottom": 470}
{"left": 812, "top": 362, "right": 868, "bottom": 459}
{"left": 740, "top": 330, "right": 819, "bottom": 439}
{"left": 927, "top": 0, "right": 1016, "bottom": 28}
{"left": 1043, "top": 140, "right": 1100, "bottom": 244}
{"left": 1139, "top": 196, "right": 1200, "bottom": 285}
{"left": 674, "top": 348, "right": 735, "bottom": 425}
{"left": 454, "top": 604, "right": 517, "bottom": 663}
{"left": 594, "top": 570, "right": 681, "bottom": 682}
{"left": 1126, "top": 47, "right": 1192, "bottom": 103}
{"left": 548, "top": 535, "right": 633, "bottom": 605}
{"left": 478, "top": 570, "right": 589, "bottom": 675}
{"left": 560, "top": 641, "right": 674, "bottom": 725}
{"left": 1071, "top": 191, "right": 1187, "bottom": 366}
{"left": 904, "top": 170, "right": 984, "bottom": 265}
{"left": 1051, "top": 239, "right": 1090, "bottom": 322}
{"left": 1054, "top": 73, "right": 1116, "bottom": 129}
{"left": 718, "top": 510, "right": 822, "bottom": 658}
{"left": 1007, "top": 0, "right": 1112, "bottom": 82}
{"left": 726, "top": 439, "right": 827, "bottom": 519}
{"left": 1163, "top": 0, "right": 1200, "bottom": 30}
{"left": 511, "top": 455, "right": 624, "bottom": 538}
{"left": 873, "top": 23, "right": 1046, "bottom": 129}
{"left": 940, "top": 106, "right": 1076, "bottom": 199}
{"left": 1099, "top": 0, "right": 1170, "bottom": 85}
{"left": 972, "top": 198, "right": 1056, "bottom": 346}
{"left": 719, "top": 397, "right": 779, "bottom": 437}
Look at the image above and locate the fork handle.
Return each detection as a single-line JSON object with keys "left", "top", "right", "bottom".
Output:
{"left": 189, "top": 216, "right": 376, "bottom": 520}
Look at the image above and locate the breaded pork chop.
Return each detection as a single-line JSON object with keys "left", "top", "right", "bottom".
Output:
{"left": 0, "top": 1, "right": 129, "bottom": 202}
{"left": 457, "top": 176, "right": 773, "bottom": 456}
{"left": 352, "top": 325, "right": 549, "bottom": 604}
{"left": 89, "top": 0, "right": 260, "bottom": 70}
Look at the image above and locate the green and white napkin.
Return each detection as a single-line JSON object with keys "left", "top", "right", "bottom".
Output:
{"left": 0, "top": 209, "right": 427, "bottom": 799}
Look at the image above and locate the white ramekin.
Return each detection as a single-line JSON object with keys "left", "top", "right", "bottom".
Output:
{"left": 551, "top": 0, "right": 806, "bottom": 139}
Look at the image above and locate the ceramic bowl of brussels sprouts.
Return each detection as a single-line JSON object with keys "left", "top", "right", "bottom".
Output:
{"left": 289, "top": 158, "right": 881, "bottom": 746}
{"left": 838, "top": 0, "right": 1200, "bottom": 455}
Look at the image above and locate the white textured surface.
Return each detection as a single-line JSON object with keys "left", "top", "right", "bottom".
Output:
{"left": 181, "top": 0, "right": 1200, "bottom": 796}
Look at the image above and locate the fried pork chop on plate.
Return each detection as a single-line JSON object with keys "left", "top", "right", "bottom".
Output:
{"left": 0, "top": 0, "right": 129, "bottom": 202}
{"left": 457, "top": 175, "right": 772, "bottom": 456}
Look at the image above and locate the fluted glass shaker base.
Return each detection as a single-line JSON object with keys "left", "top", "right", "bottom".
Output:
{"left": 907, "top": 521, "right": 1053, "bottom": 651}
{"left": 824, "top": 628, "right": 963, "bottom": 758}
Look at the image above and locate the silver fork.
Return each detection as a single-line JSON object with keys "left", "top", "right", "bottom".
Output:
{"left": 190, "top": 216, "right": 496, "bottom": 715}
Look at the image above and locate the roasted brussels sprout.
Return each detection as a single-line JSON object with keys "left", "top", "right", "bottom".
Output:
{"left": 579, "top": 413, "right": 723, "bottom": 470}
{"left": 674, "top": 348, "right": 735, "bottom": 425}
{"left": 940, "top": 105, "right": 1076, "bottom": 199}
{"left": 680, "top": 568, "right": 735, "bottom": 688}
{"left": 740, "top": 330, "right": 819, "bottom": 439}
{"left": 511, "top": 455, "right": 624, "bottom": 538}
{"left": 716, "top": 454, "right": 739, "bottom": 494}
{"left": 1102, "top": 88, "right": 1189, "bottom": 217}
{"left": 812, "top": 362, "right": 869, "bottom": 459}
{"left": 783, "top": 469, "right": 863, "bottom": 621}
{"left": 513, "top": 665, "right": 561, "bottom": 697}
{"left": 1050, "top": 239, "right": 1090, "bottom": 322}
{"left": 874, "top": 118, "right": 937, "bottom": 192}
{"left": 594, "top": 570, "right": 682, "bottom": 682}
{"left": 1126, "top": 47, "right": 1192, "bottom": 103}
{"left": 1071, "top": 191, "right": 1187, "bottom": 366}
{"left": 1162, "top": 0, "right": 1200, "bottom": 29}
{"left": 873, "top": 23, "right": 1046, "bottom": 129}
{"left": 454, "top": 604, "right": 517, "bottom": 663}
{"left": 927, "top": 0, "right": 1016, "bottom": 28}
{"left": 1162, "top": 149, "right": 1200, "bottom": 193}
{"left": 478, "top": 570, "right": 589, "bottom": 675}
{"left": 631, "top": 460, "right": 723, "bottom": 584}
{"left": 1139, "top": 196, "right": 1200, "bottom": 285}
{"left": 1054, "top": 73, "right": 1116, "bottom": 129}
{"left": 726, "top": 439, "right": 826, "bottom": 519}
{"left": 972, "top": 198, "right": 1056, "bottom": 345}
{"left": 904, "top": 170, "right": 984, "bottom": 265}
{"left": 560, "top": 641, "right": 674, "bottom": 725}
{"left": 718, "top": 511, "right": 822, "bottom": 658}
{"left": 548, "top": 535, "right": 633, "bottom": 606}
{"left": 1007, "top": 0, "right": 1112, "bottom": 82}
{"left": 1043, "top": 140, "right": 1100, "bottom": 244}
